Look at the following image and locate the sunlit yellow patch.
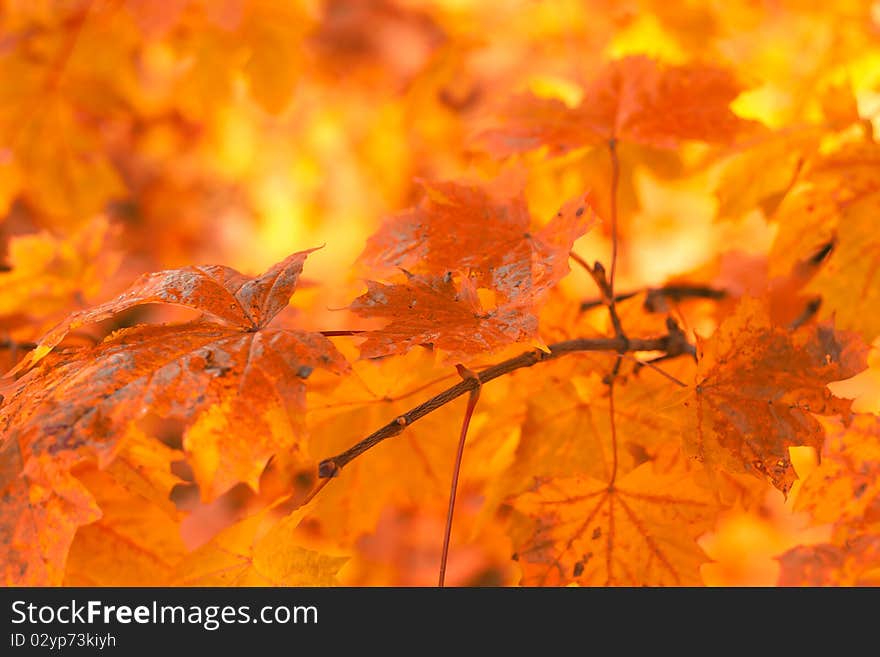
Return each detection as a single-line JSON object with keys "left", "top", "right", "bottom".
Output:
{"left": 527, "top": 75, "right": 583, "bottom": 106}
{"left": 731, "top": 84, "right": 792, "bottom": 129}
{"left": 605, "top": 13, "right": 686, "bottom": 64}
{"left": 211, "top": 105, "right": 256, "bottom": 178}
{"left": 629, "top": 168, "right": 716, "bottom": 286}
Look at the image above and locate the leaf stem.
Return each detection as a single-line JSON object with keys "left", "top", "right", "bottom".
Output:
{"left": 608, "top": 378, "right": 618, "bottom": 487}
{"left": 608, "top": 138, "right": 620, "bottom": 294}
{"left": 439, "top": 366, "right": 481, "bottom": 587}
{"left": 606, "top": 138, "right": 622, "bottom": 486}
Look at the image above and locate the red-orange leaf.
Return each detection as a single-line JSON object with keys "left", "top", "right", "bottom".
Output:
{"left": 680, "top": 298, "right": 867, "bottom": 495}
{"left": 777, "top": 536, "right": 880, "bottom": 586}
{"left": 794, "top": 415, "right": 880, "bottom": 529}
{"left": 480, "top": 55, "right": 758, "bottom": 157}
{"left": 350, "top": 272, "right": 537, "bottom": 360}
{"left": 11, "top": 248, "right": 318, "bottom": 375}
{"left": 1, "top": 251, "right": 348, "bottom": 507}
{"left": 0, "top": 448, "right": 101, "bottom": 585}
{"left": 777, "top": 415, "right": 880, "bottom": 586}
{"left": 360, "top": 180, "right": 597, "bottom": 303}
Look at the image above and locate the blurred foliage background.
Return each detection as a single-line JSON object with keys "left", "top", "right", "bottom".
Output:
{"left": 2, "top": 0, "right": 880, "bottom": 585}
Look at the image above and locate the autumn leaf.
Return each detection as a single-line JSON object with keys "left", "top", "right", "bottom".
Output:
{"left": 0, "top": 6, "right": 131, "bottom": 224}
{"left": 240, "top": 0, "right": 312, "bottom": 114}
{"left": 794, "top": 415, "right": 880, "bottom": 529}
{"left": 350, "top": 272, "right": 538, "bottom": 360}
{"left": 777, "top": 415, "right": 880, "bottom": 586}
{"left": 1, "top": 250, "right": 349, "bottom": 505}
{"left": 174, "top": 512, "right": 348, "bottom": 586}
{"left": 497, "top": 358, "right": 693, "bottom": 498}
{"left": 361, "top": 178, "right": 597, "bottom": 304}
{"left": 308, "top": 0, "right": 445, "bottom": 89}
{"left": 62, "top": 439, "right": 188, "bottom": 586}
{"left": 480, "top": 55, "right": 759, "bottom": 157}
{"left": 11, "top": 248, "right": 320, "bottom": 374}
{"left": 0, "top": 216, "right": 121, "bottom": 333}
{"left": 713, "top": 128, "right": 820, "bottom": 221}
{"left": 777, "top": 537, "right": 880, "bottom": 586}
{"left": 770, "top": 142, "right": 880, "bottom": 341}
{"left": 510, "top": 444, "right": 721, "bottom": 586}
{"left": 678, "top": 298, "right": 867, "bottom": 495}
{"left": 0, "top": 445, "right": 101, "bottom": 586}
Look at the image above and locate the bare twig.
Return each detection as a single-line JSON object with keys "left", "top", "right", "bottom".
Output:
{"left": 318, "top": 330, "right": 693, "bottom": 478}
{"left": 0, "top": 339, "right": 38, "bottom": 352}
{"left": 580, "top": 284, "right": 727, "bottom": 312}
{"left": 587, "top": 261, "right": 626, "bottom": 343}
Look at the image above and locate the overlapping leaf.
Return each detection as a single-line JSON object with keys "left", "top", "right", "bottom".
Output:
{"left": 11, "top": 249, "right": 320, "bottom": 374}
{"left": 1, "top": 250, "right": 348, "bottom": 518}
{"left": 480, "top": 55, "right": 759, "bottom": 157}
{"left": 354, "top": 182, "right": 596, "bottom": 360}
{"left": 511, "top": 444, "right": 721, "bottom": 586}
{"left": 361, "top": 179, "right": 597, "bottom": 304}
{"left": 777, "top": 415, "right": 880, "bottom": 586}
{"left": 350, "top": 272, "right": 538, "bottom": 360}
{"left": 0, "top": 216, "right": 120, "bottom": 333}
{"left": 771, "top": 142, "right": 880, "bottom": 341}
{"left": 498, "top": 358, "right": 693, "bottom": 499}
{"left": 677, "top": 298, "right": 867, "bottom": 495}
{"left": 174, "top": 512, "right": 348, "bottom": 586}
{"left": 0, "top": 446, "right": 101, "bottom": 586}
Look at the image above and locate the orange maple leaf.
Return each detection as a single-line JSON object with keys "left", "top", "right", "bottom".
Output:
{"left": 360, "top": 179, "right": 597, "bottom": 303}
{"left": 350, "top": 272, "right": 537, "bottom": 360}
{"left": 771, "top": 142, "right": 880, "bottom": 341}
{"left": 777, "top": 415, "right": 880, "bottom": 586}
{"left": 480, "top": 55, "right": 759, "bottom": 157}
{"left": 680, "top": 298, "right": 867, "bottom": 495}
{"left": 777, "top": 537, "right": 880, "bottom": 586}
{"left": 511, "top": 444, "right": 720, "bottom": 586}
{"left": 1, "top": 250, "right": 348, "bottom": 513}
{"left": 0, "top": 448, "right": 101, "bottom": 586}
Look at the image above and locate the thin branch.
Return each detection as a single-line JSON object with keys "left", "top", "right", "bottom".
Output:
{"left": 587, "top": 261, "right": 626, "bottom": 342}
{"left": 319, "top": 330, "right": 366, "bottom": 337}
{"left": 0, "top": 339, "right": 38, "bottom": 352}
{"left": 580, "top": 284, "right": 727, "bottom": 312}
{"left": 318, "top": 330, "right": 693, "bottom": 478}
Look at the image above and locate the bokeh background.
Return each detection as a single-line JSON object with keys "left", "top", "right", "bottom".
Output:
{"left": 2, "top": 0, "right": 880, "bottom": 585}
